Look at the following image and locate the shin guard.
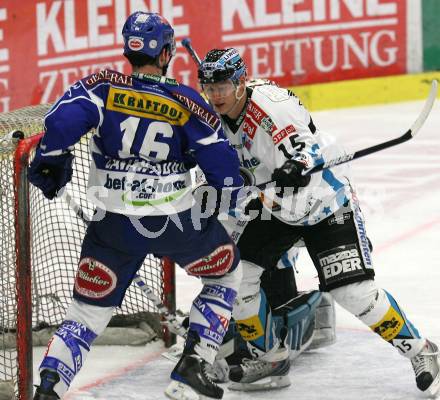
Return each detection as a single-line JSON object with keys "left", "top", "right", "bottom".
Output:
{"left": 39, "top": 320, "right": 97, "bottom": 397}
{"left": 186, "top": 283, "right": 238, "bottom": 364}
{"left": 366, "top": 289, "right": 424, "bottom": 358}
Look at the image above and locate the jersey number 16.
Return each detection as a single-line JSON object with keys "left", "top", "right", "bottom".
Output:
{"left": 118, "top": 116, "right": 173, "bottom": 160}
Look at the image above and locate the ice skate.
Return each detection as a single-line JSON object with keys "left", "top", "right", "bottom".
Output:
{"left": 411, "top": 339, "right": 440, "bottom": 396}
{"left": 204, "top": 358, "right": 230, "bottom": 383}
{"left": 228, "top": 356, "right": 290, "bottom": 391}
{"left": 165, "top": 354, "right": 223, "bottom": 400}
{"left": 33, "top": 370, "right": 60, "bottom": 400}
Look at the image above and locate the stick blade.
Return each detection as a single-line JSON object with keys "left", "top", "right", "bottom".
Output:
{"left": 410, "top": 79, "right": 438, "bottom": 137}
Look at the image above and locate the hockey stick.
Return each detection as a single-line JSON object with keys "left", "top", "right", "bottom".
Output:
{"left": 181, "top": 37, "right": 201, "bottom": 66}
{"left": 305, "top": 79, "right": 438, "bottom": 175}
{"left": 59, "top": 189, "right": 187, "bottom": 338}
{"left": 181, "top": 37, "right": 438, "bottom": 177}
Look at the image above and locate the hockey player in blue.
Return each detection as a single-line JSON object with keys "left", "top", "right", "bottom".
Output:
{"left": 197, "top": 48, "right": 440, "bottom": 396}
{"left": 28, "top": 13, "right": 244, "bottom": 400}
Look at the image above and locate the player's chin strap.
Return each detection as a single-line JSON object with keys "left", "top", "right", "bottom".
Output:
{"left": 232, "top": 82, "right": 246, "bottom": 109}
{"left": 218, "top": 82, "right": 247, "bottom": 117}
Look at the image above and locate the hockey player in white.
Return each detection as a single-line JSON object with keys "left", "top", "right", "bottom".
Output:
{"left": 197, "top": 48, "right": 440, "bottom": 396}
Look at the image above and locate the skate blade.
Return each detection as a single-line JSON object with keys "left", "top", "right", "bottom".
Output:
{"left": 424, "top": 371, "right": 440, "bottom": 398}
{"left": 290, "top": 331, "right": 315, "bottom": 361}
{"left": 228, "top": 374, "right": 291, "bottom": 391}
{"left": 162, "top": 344, "right": 184, "bottom": 363}
{"left": 308, "top": 329, "right": 337, "bottom": 350}
{"left": 165, "top": 380, "right": 200, "bottom": 400}
{"left": 165, "top": 380, "right": 216, "bottom": 400}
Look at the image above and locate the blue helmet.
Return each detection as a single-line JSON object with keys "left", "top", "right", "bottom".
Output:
{"left": 122, "top": 12, "right": 176, "bottom": 58}
{"left": 198, "top": 48, "right": 247, "bottom": 85}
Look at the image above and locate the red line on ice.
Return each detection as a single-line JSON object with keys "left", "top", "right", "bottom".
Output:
{"left": 375, "top": 217, "right": 440, "bottom": 254}
{"left": 64, "top": 349, "right": 163, "bottom": 399}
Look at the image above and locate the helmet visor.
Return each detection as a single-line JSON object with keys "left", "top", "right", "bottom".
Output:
{"left": 202, "top": 80, "right": 236, "bottom": 99}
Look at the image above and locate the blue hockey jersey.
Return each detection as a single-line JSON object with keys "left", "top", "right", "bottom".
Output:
{"left": 40, "top": 70, "right": 243, "bottom": 216}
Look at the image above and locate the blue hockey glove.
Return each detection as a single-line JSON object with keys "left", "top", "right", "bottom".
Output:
{"left": 28, "top": 150, "right": 74, "bottom": 200}
{"left": 271, "top": 160, "right": 311, "bottom": 193}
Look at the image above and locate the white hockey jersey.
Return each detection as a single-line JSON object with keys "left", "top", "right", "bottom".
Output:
{"left": 222, "top": 80, "right": 353, "bottom": 226}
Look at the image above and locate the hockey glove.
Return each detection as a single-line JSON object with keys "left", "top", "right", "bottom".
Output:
{"left": 271, "top": 160, "right": 311, "bottom": 194}
{"left": 28, "top": 150, "right": 74, "bottom": 200}
{"left": 239, "top": 166, "right": 255, "bottom": 187}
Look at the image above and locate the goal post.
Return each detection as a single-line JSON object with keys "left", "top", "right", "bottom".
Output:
{"left": 0, "top": 106, "right": 176, "bottom": 400}
{"left": 14, "top": 134, "right": 38, "bottom": 400}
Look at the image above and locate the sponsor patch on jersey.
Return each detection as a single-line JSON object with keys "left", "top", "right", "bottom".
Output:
{"left": 318, "top": 244, "right": 364, "bottom": 285}
{"left": 103, "top": 158, "right": 187, "bottom": 175}
{"left": 107, "top": 87, "right": 190, "bottom": 125}
{"left": 328, "top": 212, "right": 351, "bottom": 226}
{"left": 74, "top": 258, "right": 117, "bottom": 299}
{"left": 243, "top": 118, "right": 257, "bottom": 140}
{"left": 184, "top": 244, "right": 234, "bottom": 276}
{"left": 83, "top": 69, "right": 133, "bottom": 88}
{"left": 354, "top": 209, "right": 373, "bottom": 268}
{"left": 235, "top": 315, "right": 264, "bottom": 341}
{"left": 260, "top": 116, "right": 275, "bottom": 134}
{"left": 104, "top": 174, "right": 187, "bottom": 195}
{"left": 246, "top": 100, "right": 277, "bottom": 134}
{"left": 241, "top": 157, "right": 260, "bottom": 171}
{"left": 272, "top": 124, "right": 296, "bottom": 145}
{"left": 370, "top": 306, "right": 404, "bottom": 342}
{"left": 173, "top": 92, "right": 220, "bottom": 130}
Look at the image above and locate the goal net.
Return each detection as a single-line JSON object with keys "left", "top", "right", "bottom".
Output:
{"left": 0, "top": 105, "right": 175, "bottom": 400}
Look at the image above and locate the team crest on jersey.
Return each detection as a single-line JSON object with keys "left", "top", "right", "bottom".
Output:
{"left": 74, "top": 257, "right": 117, "bottom": 299}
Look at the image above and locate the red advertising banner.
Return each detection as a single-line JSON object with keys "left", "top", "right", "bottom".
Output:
{"left": 0, "top": 0, "right": 406, "bottom": 112}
